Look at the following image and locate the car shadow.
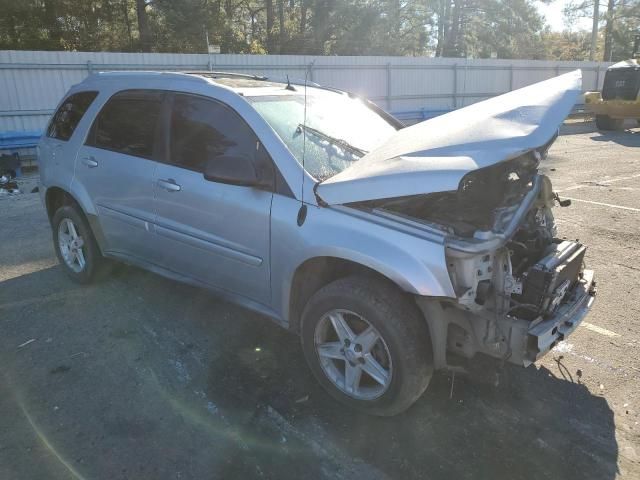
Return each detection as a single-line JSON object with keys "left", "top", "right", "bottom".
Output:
{"left": 0, "top": 265, "right": 619, "bottom": 480}
{"left": 560, "top": 120, "right": 640, "bottom": 141}
{"left": 559, "top": 121, "right": 599, "bottom": 136}
{"left": 590, "top": 128, "right": 640, "bottom": 147}
{"left": 201, "top": 306, "right": 619, "bottom": 480}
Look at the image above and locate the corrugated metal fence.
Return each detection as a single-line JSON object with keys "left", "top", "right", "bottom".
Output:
{"left": 1, "top": 50, "right": 611, "bottom": 146}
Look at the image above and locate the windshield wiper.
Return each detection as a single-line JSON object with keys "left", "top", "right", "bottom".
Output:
{"left": 296, "top": 124, "right": 367, "bottom": 157}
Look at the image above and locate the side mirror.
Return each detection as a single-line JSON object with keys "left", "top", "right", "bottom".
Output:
{"left": 203, "top": 154, "right": 266, "bottom": 187}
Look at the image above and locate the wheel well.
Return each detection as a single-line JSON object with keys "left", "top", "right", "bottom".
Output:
{"left": 45, "top": 187, "right": 106, "bottom": 254}
{"left": 288, "top": 257, "right": 406, "bottom": 333}
{"left": 45, "top": 187, "right": 79, "bottom": 221}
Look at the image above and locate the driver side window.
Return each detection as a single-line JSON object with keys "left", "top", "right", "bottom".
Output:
{"left": 169, "top": 94, "right": 258, "bottom": 173}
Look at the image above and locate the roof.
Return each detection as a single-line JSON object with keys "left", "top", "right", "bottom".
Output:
{"left": 82, "top": 70, "right": 315, "bottom": 97}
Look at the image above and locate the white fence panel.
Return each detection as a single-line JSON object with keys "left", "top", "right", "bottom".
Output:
{"left": 0, "top": 50, "right": 612, "bottom": 148}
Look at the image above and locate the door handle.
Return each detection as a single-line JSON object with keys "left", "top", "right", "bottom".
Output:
{"left": 157, "top": 179, "right": 181, "bottom": 192}
{"left": 81, "top": 156, "right": 98, "bottom": 168}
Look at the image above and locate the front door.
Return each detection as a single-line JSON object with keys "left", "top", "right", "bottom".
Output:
{"left": 152, "top": 93, "right": 273, "bottom": 305}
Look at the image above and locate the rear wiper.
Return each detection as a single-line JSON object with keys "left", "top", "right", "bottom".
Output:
{"left": 296, "top": 124, "right": 366, "bottom": 157}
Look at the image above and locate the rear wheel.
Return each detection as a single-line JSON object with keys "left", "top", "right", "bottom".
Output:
{"left": 595, "top": 114, "right": 624, "bottom": 131}
{"left": 301, "top": 275, "right": 433, "bottom": 416}
{"left": 52, "top": 204, "right": 105, "bottom": 284}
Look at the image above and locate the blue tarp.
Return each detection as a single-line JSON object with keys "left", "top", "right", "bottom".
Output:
{"left": 0, "top": 131, "right": 42, "bottom": 150}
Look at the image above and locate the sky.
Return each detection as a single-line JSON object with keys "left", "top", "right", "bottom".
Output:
{"left": 535, "top": 0, "right": 594, "bottom": 31}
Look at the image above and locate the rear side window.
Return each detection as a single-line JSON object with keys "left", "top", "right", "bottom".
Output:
{"left": 169, "top": 93, "right": 257, "bottom": 172}
{"left": 86, "top": 90, "right": 163, "bottom": 159}
{"left": 47, "top": 91, "right": 98, "bottom": 141}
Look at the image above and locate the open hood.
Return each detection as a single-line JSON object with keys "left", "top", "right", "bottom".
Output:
{"left": 316, "top": 70, "right": 582, "bottom": 205}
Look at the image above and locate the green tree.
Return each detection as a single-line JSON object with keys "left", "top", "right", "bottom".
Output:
{"left": 433, "top": 0, "right": 546, "bottom": 58}
{"left": 540, "top": 29, "right": 593, "bottom": 60}
{"left": 564, "top": 0, "right": 640, "bottom": 61}
{"left": 0, "top": 0, "right": 601, "bottom": 60}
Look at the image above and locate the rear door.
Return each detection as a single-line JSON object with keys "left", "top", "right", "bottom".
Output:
{"left": 39, "top": 91, "right": 98, "bottom": 186}
{"left": 152, "top": 92, "right": 273, "bottom": 305}
{"left": 74, "top": 89, "right": 164, "bottom": 260}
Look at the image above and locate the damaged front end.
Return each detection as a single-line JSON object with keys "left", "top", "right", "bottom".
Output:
{"left": 359, "top": 151, "right": 596, "bottom": 368}
{"left": 442, "top": 160, "right": 596, "bottom": 367}
{"left": 314, "top": 70, "right": 593, "bottom": 369}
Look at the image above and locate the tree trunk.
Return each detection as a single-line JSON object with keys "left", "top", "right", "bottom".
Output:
{"left": 311, "top": 0, "right": 335, "bottom": 54}
{"left": 44, "top": 0, "right": 63, "bottom": 49}
{"left": 222, "top": 0, "right": 234, "bottom": 53}
{"left": 589, "top": 0, "right": 599, "bottom": 60}
{"left": 435, "top": 0, "right": 449, "bottom": 57}
{"left": 603, "top": 0, "right": 615, "bottom": 61}
{"left": 122, "top": 0, "right": 134, "bottom": 50}
{"left": 300, "top": 0, "right": 307, "bottom": 34}
{"left": 278, "top": 0, "right": 286, "bottom": 52}
{"left": 266, "top": 0, "right": 275, "bottom": 52}
{"left": 443, "top": 0, "right": 461, "bottom": 57}
{"left": 250, "top": 11, "right": 257, "bottom": 43}
{"left": 136, "top": 0, "right": 152, "bottom": 51}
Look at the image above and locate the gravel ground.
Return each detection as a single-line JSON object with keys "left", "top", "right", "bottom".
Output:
{"left": 0, "top": 122, "right": 639, "bottom": 480}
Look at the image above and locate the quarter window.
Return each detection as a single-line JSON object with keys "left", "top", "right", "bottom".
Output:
{"left": 169, "top": 94, "right": 257, "bottom": 172}
{"left": 47, "top": 91, "right": 98, "bottom": 141}
{"left": 87, "top": 90, "right": 163, "bottom": 159}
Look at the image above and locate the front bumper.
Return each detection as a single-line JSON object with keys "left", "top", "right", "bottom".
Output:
{"left": 525, "top": 269, "right": 596, "bottom": 364}
{"left": 584, "top": 91, "right": 640, "bottom": 118}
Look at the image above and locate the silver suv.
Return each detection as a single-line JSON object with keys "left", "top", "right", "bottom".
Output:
{"left": 39, "top": 70, "right": 596, "bottom": 416}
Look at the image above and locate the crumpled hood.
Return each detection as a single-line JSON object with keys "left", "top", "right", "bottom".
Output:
{"left": 316, "top": 69, "right": 582, "bottom": 205}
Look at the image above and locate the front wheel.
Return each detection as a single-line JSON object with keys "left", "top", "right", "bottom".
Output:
{"left": 301, "top": 275, "right": 433, "bottom": 416}
{"left": 595, "top": 114, "right": 624, "bottom": 131}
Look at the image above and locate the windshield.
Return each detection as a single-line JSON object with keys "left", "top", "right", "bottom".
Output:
{"left": 248, "top": 89, "right": 397, "bottom": 180}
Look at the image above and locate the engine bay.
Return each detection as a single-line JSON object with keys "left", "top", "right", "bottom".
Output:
{"left": 354, "top": 151, "right": 587, "bottom": 323}
{"left": 358, "top": 154, "right": 540, "bottom": 237}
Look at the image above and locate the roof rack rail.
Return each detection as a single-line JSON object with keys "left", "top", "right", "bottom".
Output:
{"left": 184, "top": 71, "right": 268, "bottom": 81}
{"left": 267, "top": 76, "right": 321, "bottom": 88}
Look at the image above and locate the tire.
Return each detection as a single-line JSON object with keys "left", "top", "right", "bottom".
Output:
{"left": 595, "top": 114, "right": 624, "bottom": 131}
{"left": 300, "top": 275, "right": 433, "bottom": 416}
{"left": 51, "top": 204, "right": 105, "bottom": 284}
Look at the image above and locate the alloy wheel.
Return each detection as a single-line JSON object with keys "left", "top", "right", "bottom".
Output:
{"left": 314, "top": 309, "right": 392, "bottom": 400}
{"left": 57, "top": 217, "right": 86, "bottom": 273}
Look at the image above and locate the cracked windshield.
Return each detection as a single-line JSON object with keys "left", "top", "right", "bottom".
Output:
{"left": 249, "top": 90, "right": 397, "bottom": 180}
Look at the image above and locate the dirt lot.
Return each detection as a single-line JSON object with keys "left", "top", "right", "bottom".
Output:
{"left": 1, "top": 122, "right": 639, "bottom": 480}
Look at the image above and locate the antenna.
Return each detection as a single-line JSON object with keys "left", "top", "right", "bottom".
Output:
{"left": 302, "top": 66, "right": 308, "bottom": 198}
{"left": 285, "top": 73, "right": 296, "bottom": 91}
{"left": 296, "top": 64, "right": 309, "bottom": 226}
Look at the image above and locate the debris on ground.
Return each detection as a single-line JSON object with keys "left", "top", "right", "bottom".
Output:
{"left": 0, "top": 153, "right": 22, "bottom": 195}
{"left": 17, "top": 338, "right": 35, "bottom": 348}
{"left": 0, "top": 172, "right": 20, "bottom": 195}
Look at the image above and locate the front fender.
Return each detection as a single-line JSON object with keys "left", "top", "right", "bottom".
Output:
{"left": 270, "top": 196, "right": 456, "bottom": 322}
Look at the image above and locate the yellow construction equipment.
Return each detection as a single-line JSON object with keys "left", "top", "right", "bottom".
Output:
{"left": 585, "top": 33, "right": 640, "bottom": 130}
